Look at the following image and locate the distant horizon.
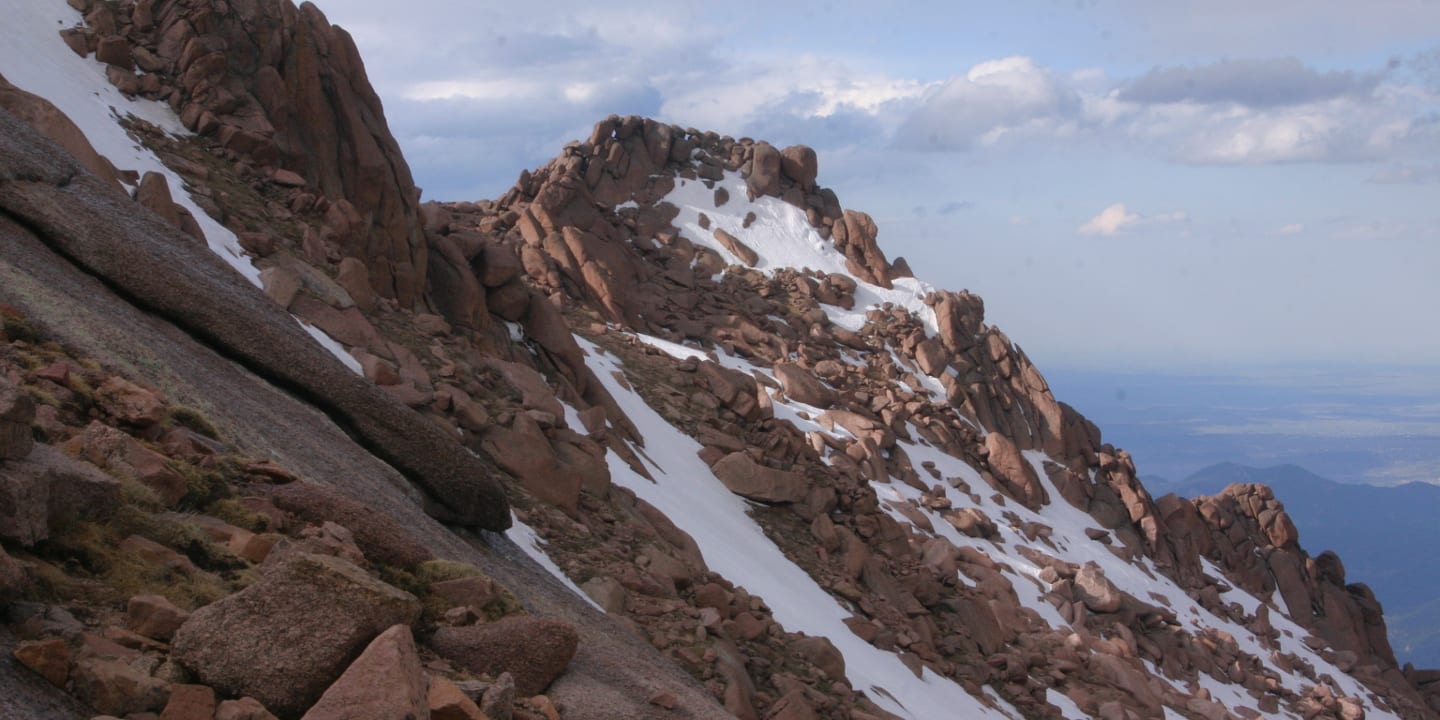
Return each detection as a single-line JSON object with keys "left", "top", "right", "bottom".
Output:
{"left": 1041, "top": 364, "right": 1440, "bottom": 488}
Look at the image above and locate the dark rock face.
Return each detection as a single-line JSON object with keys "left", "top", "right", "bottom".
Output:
{"left": 0, "top": 375, "right": 35, "bottom": 459}
{"left": 0, "top": 73, "right": 121, "bottom": 190}
{"left": 140, "top": 0, "right": 428, "bottom": 307}
{"left": 0, "top": 107, "right": 510, "bottom": 531}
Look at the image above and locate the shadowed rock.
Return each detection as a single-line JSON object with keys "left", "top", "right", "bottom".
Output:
{"left": 0, "top": 107, "right": 510, "bottom": 530}
{"left": 170, "top": 553, "right": 420, "bottom": 717}
{"left": 430, "top": 616, "right": 578, "bottom": 697}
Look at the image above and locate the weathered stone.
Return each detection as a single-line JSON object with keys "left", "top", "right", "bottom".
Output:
{"left": 789, "top": 636, "right": 846, "bottom": 681}
{"left": 773, "top": 363, "right": 836, "bottom": 408}
{"left": 159, "top": 684, "right": 216, "bottom": 720}
{"left": 215, "top": 697, "right": 279, "bottom": 720}
{"left": 779, "top": 145, "right": 818, "bottom": 190}
{"left": 746, "top": 141, "right": 782, "bottom": 197}
{"left": 430, "top": 616, "right": 578, "bottom": 697}
{"left": 710, "top": 452, "right": 809, "bottom": 504}
{"left": 171, "top": 553, "right": 421, "bottom": 717}
{"left": 984, "top": 432, "right": 1047, "bottom": 509}
{"left": 914, "top": 338, "right": 949, "bottom": 377}
{"left": 768, "top": 688, "right": 819, "bottom": 720}
{"left": 69, "top": 422, "right": 185, "bottom": 506}
{"left": 1, "top": 443, "right": 120, "bottom": 545}
{"left": 260, "top": 266, "right": 302, "bottom": 310}
{"left": 95, "top": 35, "right": 133, "bottom": 69}
{"left": 0, "top": 377, "right": 36, "bottom": 459}
{"left": 127, "top": 594, "right": 191, "bottom": 642}
{"left": 429, "top": 676, "right": 486, "bottom": 720}
{"left": 267, "top": 483, "right": 433, "bottom": 569}
{"left": 481, "top": 672, "right": 515, "bottom": 720}
{"left": 133, "top": 172, "right": 183, "bottom": 231}
{"left": 335, "top": 258, "right": 375, "bottom": 312}
{"left": 714, "top": 228, "right": 759, "bottom": 266}
{"left": 1074, "top": 564, "right": 1123, "bottom": 613}
{"left": 71, "top": 657, "right": 171, "bottom": 716}
{"left": 944, "top": 507, "right": 997, "bottom": 539}
{"left": 13, "top": 637, "right": 69, "bottom": 687}
{"left": 430, "top": 574, "right": 498, "bottom": 612}
{"left": 828, "top": 210, "right": 892, "bottom": 288}
{"left": 300, "top": 625, "right": 428, "bottom": 720}
{"left": 480, "top": 413, "right": 579, "bottom": 516}
{"left": 0, "top": 75, "right": 122, "bottom": 188}
{"left": 580, "top": 576, "right": 628, "bottom": 614}
{"left": 95, "top": 376, "right": 167, "bottom": 427}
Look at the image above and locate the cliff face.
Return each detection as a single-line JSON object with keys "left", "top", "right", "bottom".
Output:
{"left": 1, "top": 2, "right": 1437, "bottom": 720}
{"left": 68, "top": 0, "right": 429, "bottom": 305}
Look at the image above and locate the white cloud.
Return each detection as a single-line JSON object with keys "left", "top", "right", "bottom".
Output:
{"left": 659, "top": 55, "right": 929, "bottom": 139}
{"left": 1279, "top": 223, "right": 1305, "bottom": 235}
{"left": 891, "top": 54, "right": 1439, "bottom": 167}
{"left": 1079, "top": 204, "right": 1141, "bottom": 235}
{"left": 894, "top": 57, "right": 1083, "bottom": 150}
{"left": 1118, "top": 57, "right": 1377, "bottom": 107}
{"left": 1079, "top": 204, "right": 1186, "bottom": 235}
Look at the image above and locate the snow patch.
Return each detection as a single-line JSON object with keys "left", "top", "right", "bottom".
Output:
{"left": 0, "top": 1, "right": 261, "bottom": 287}
{"left": 506, "top": 515, "right": 603, "bottom": 612}
{"left": 660, "top": 172, "right": 938, "bottom": 335}
{"left": 299, "top": 321, "right": 363, "bottom": 375}
{"left": 577, "top": 335, "right": 1007, "bottom": 720}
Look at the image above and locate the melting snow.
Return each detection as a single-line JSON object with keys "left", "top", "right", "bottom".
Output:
{"left": 0, "top": 1, "right": 389, "bottom": 378}
{"left": 298, "top": 322, "right": 363, "bottom": 375}
{"left": 577, "top": 335, "right": 1008, "bottom": 720}
{"left": 0, "top": 1, "right": 262, "bottom": 288}
{"left": 660, "top": 172, "right": 939, "bottom": 335}
{"left": 608, "top": 303, "right": 1400, "bottom": 719}
{"left": 506, "top": 514, "right": 603, "bottom": 612}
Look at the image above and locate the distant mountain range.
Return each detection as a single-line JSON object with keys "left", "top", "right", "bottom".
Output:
{"left": 1172, "top": 462, "right": 1440, "bottom": 668}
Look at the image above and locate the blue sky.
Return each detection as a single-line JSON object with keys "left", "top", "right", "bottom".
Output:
{"left": 318, "top": 0, "right": 1440, "bottom": 371}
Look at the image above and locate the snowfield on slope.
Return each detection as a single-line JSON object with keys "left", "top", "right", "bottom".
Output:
{"left": 661, "top": 171, "right": 941, "bottom": 336}
{"left": 616, "top": 161, "right": 1405, "bottom": 716}
{"left": 617, "top": 329, "right": 1401, "bottom": 719}
{"left": 0, "top": 0, "right": 371, "bottom": 375}
{"left": 575, "top": 335, "right": 1018, "bottom": 720}
{"left": 0, "top": 1, "right": 260, "bottom": 287}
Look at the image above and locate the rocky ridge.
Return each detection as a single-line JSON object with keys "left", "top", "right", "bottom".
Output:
{"left": 1, "top": 1, "right": 1438, "bottom": 719}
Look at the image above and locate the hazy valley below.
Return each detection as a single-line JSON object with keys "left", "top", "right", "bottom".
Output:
{"left": 1047, "top": 366, "right": 1440, "bottom": 489}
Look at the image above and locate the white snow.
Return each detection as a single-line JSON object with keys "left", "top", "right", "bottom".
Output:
{"left": 576, "top": 335, "right": 1008, "bottom": 720}
{"left": 506, "top": 515, "right": 603, "bottom": 612}
{"left": 299, "top": 321, "right": 364, "bottom": 375}
{"left": 0, "top": 2, "right": 392, "bottom": 381}
{"left": 660, "top": 172, "right": 939, "bottom": 335}
{"left": 1046, "top": 688, "right": 1089, "bottom": 720}
{"left": 0, "top": 1, "right": 262, "bottom": 288}
{"left": 867, "top": 438, "right": 1399, "bottom": 719}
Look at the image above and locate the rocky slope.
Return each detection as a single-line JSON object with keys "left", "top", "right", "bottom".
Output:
{"left": 1177, "top": 464, "right": 1440, "bottom": 669}
{"left": 1, "top": 1, "right": 1438, "bottom": 719}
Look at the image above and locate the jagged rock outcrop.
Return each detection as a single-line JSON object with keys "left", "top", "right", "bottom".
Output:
{"left": 67, "top": 0, "right": 429, "bottom": 306}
